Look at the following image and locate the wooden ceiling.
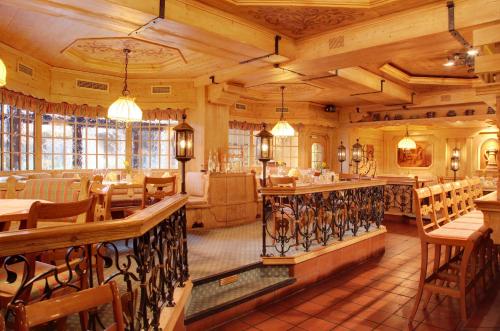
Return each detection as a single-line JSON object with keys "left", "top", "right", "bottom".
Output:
{"left": 197, "top": 0, "right": 440, "bottom": 38}
{"left": 0, "top": 0, "right": 496, "bottom": 108}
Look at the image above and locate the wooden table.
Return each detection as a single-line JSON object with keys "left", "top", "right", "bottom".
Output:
{"left": 0, "top": 199, "right": 52, "bottom": 223}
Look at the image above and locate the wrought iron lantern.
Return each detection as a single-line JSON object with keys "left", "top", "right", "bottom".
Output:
{"left": 174, "top": 113, "right": 194, "bottom": 194}
{"left": 352, "top": 139, "right": 363, "bottom": 174}
{"left": 256, "top": 123, "right": 273, "bottom": 187}
{"left": 450, "top": 156, "right": 460, "bottom": 181}
{"left": 337, "top": 141, "right": 347, "bottom": 173}
{"left": 451, "top": 147, "right": 460, "bottom": 160}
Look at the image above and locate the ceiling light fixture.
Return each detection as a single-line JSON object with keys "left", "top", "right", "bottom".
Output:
{"left": 466, "top": 48, "right": 479, "bottom": 56}
{"left": 271, "top": 86, "right": 295, "bottom": 137}
{"left": 0, "top": 57, "right": 6, "bottom": 86}
{"left": 107, "top": 49, "right": 142, "bottom": 122}
{"left": 398, "top": 126, "right": 417, "bottom": 150}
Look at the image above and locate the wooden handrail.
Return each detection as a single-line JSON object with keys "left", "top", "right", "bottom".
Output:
{"left": 260, "top": 179, "right": 387, "bottom": 196}
{"left": 0, "top": 194, "right": 188, "bottom": 257}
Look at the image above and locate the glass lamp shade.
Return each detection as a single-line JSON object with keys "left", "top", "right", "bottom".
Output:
{"left": 352, "top": 139, "right": 363, "bottom": 163}
{"left": 397, "top": 137, "right": 417, "bottom": 150}
{"left": 107, "top": 96, "right": 142, "bottom": 122}
{"left": 271, "top": 120, "right": 295, "bottom": 137}
{"left": 337, "top": 142, "right": 347, "bottom": 162}
{"left": 0, "top": 58, "right": 6, "bottom": 86}
{"left": 173, "top": 114, "right": 194, "bottom": 161}
{"left": 451, "top": 147, "right": 460, "bottom": 159}
{"left": 256, "top": 123, "right": 273, "bottom": 161}
{"left": 450, "top": 156, "right": 460, "bottom": 171}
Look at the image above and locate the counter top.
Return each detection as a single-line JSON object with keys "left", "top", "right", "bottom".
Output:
{"left": 260, "top": 179, "right": 387, "bottom": 195}
{"left": 376, "top": 176, "right": 434, "bottom": 185}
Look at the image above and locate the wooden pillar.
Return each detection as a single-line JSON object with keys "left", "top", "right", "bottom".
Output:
{"left": 497, "top": 96, "right": 500, "bottom": 198}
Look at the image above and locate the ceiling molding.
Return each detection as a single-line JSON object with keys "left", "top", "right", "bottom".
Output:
{"left": 379, "top": 63, "right": 481, "bottom": 86}
{"left": 217, "top": 0, "right": 407, "bottom": 8}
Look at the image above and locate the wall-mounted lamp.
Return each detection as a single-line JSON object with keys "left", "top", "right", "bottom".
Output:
{"left": 337, "top": 141, "right": 347, "bottom": 173}
{"left": 256, "top": 123, "right": 273, "bottom": 187}
{"left": 352, "top": 139, "right": 363, "bottom": 174}
{"left": 450, "top": 156, "right": 460, "bottom": 181}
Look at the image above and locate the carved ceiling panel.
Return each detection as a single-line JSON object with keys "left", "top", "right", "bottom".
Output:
{"left": 249, "top": 83, "right": 323, "bottom": 100}
{"left": 63, "top": 37, "right": 186, "bottom": 74}
{"left": 198, "top": 0, "right": 440, "bottom": 38}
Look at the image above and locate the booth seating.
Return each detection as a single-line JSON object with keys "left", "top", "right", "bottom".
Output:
{"left": 409, "top": 179, "right": 496, "bottom": 327}
{"left": 186, "top": 172, "right": 259, "bottom": 229}
{"left": 0, "top": 177, "right": 90, "bottom": 229}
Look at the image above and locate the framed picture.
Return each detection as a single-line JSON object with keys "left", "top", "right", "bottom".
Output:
{"left": 397, "top": 141, "right": 432, "bottom": 168}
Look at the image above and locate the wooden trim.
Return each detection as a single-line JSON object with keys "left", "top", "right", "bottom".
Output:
{"left": 262, "top": 226, "right": 387, "bottom": 265}
{"left": 0, "top": 194, "right": 188, "bottom": 256}
{"left": 260, "top": 179, "right": 387, "bottom": 195}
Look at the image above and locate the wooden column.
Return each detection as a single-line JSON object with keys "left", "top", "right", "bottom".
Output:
{"left": 497, "top": 96, "right": 500, "bottom": 198}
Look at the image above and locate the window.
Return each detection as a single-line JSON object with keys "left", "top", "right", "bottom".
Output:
{"left": 42, "top": 114, "right": 126, "bottom": 169}
{"left": 131, "top": 120, "right": 178, "bottom": 169}
{"left": 0, "top": 104, "right": 35, "bottom": 171}
{"left": 311, "top": 143, "right": 325, "bottom": 169}
{"left": 273, "top": 134, "right": 299, "bottom": 168}
{"left": 228, "top": 128, "right": 252, "bottom": 167}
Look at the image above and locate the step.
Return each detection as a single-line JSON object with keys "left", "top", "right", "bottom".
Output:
{"left": 185, "top": 263, "right": 294, "bottom": 324}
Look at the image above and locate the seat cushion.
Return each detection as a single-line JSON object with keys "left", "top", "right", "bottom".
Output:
{"left": 427, "top": 227, "right": 479, "bottom": 240}
{"left": 187, "top": 196, "right": 209, "bottom": 207}
{"left": 441, "top": 221, "right": 488, "bottom": 233}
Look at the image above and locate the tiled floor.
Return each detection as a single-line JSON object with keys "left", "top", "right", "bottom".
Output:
{"left": 212, "top": 222, "right": 500, "bottom": 331}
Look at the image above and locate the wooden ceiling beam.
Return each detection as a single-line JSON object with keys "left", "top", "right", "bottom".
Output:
{"left": 290, "top": 0, "right": 499, "bottom": 71}
{"left": 379, "top": 63, "right": 481, "bottom": 86}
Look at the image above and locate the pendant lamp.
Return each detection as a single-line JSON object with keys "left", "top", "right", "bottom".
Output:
{"left": 0, "top": 57, "right": 6, "bottom": 86}
{"left": 107, "top": 49, "right": 142, "bottom": 122}
{"left": 271, "top": 86, "right": 295, "bottom": 137}
{"left": 398, "top": 126, "right": 416, "bottom": 150}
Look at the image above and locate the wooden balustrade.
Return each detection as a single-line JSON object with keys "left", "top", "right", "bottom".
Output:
{"left": 0, "top": 194, "right": 189, "bottom": 331}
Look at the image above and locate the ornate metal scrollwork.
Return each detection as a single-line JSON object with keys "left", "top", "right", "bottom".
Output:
{"left": 2, "top": 206, "right": 188, "bottom": 331}
{"left": 384, "top": 184, "right": 414, "bottom": 214}
{"left": 262, "top": 186, "right": 384, "bottom": 257}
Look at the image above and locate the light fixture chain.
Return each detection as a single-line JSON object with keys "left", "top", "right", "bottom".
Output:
{"left": 123, "top": 49, "right": 129, "bottom": 96}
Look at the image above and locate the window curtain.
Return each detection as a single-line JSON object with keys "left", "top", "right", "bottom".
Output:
{"left": 229, "top": 120, "right": 267, "bottom": 131}
{"left": 0, "top": 88, "right": 185, "bottom": 120}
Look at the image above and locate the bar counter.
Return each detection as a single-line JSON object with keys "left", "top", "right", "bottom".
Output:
{"left": 261, "top": 179, "right": 386, "bottom": 257}
{"left": 475, "top": 191, "right": 500, "bottom": 244}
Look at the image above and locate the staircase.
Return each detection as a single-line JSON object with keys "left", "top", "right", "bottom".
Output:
{"left": 185, "top": 263, "right": 294, "bottom": 324}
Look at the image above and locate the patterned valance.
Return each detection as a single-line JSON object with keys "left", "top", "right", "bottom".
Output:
{"left": 0, "top": 88, "right": 185, "bottom": 120}
{"left": 229, "top": 120, "right": 267, "bottom": 131}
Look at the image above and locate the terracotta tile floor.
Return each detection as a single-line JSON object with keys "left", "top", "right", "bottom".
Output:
{"left": 212, "top": 222, "right": 500, "bottom": 331}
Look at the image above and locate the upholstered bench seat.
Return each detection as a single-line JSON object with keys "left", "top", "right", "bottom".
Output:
{"left": 427, "top": 227, "right": 481, "bottom": 240}
{"left": 441, "top": 221, "right": 488, "bottom": 233}
{"left": 464, "top": 210, "right": 483, "bottom": 218}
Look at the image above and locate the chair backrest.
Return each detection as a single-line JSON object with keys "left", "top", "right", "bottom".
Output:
{"left": 414, "top": 187, "right": 436, "bottom": 236}
{"left": 267, "top": 176, "right": 296, "bottom": 188}
{"left": 89, "top": 182, "right": 112, "bottom": 222}
{"left": 142, "top": 176, "right": 176, "bottom": 209}
{"left": 441, "top": 182, "right": 458, "bottom": 220}
{"left": 26, "top": 173, "right": 51, "bottom": 180}
{"left": 13, "top": 281, "right": 125, "bottom": 331}
{"left": 92, "top": 175, "right": 104, "bottom": 183}
{"left": 24, "top": 197, "right": 96, "bottom": 229}
{"left": 17, "top": 178, "right": 80, "bottom": 203}
{"left": 451, "top": 181, "right": 467, "bottom": 216}
{"left": 428, "top": 184, "right": 449, "bottom": 227}
{"left": 459, "top": 179, "right": 475, "bottom": 212}
{"left": 186, "top": 172, "right": 208, "bottom": 198}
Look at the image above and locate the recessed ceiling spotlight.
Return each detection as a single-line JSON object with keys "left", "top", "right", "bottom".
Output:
{"left": 467, "top": 48, "right": 479, "bottom": 56}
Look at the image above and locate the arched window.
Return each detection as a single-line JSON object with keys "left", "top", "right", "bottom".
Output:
{"left": 311, "top": 143, "right": 324, "bottom": 169}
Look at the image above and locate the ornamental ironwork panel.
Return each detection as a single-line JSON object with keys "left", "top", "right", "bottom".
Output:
{"left": 1, "top": 206, "right": 188, "bottom": 331}
{"left": 262, "top": 185, "right": 384, "bottom": 257}
{"left": 384, "top": 184, "right": 414, "bottom": 215}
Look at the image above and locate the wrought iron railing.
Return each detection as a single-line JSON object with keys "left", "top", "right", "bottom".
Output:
{"left": 0, "top": 195, "right": 188, "bottom": 331}
{"left": 261, "top": 183, "right": 385, "bottom": 257}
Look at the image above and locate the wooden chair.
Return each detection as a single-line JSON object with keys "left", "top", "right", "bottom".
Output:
{"left": 409, "top": 186, "right": 483, "bottom": 327}
{"left": 89, "top": 181, "right": 113, "bottom": 222}
{"left": 0, "top": 198, "right": 97, "bottom": 310}
{"left": 12, "top": 281, "right": 125, "bottom": 331}
{"left": 141, "top": 175, "right": 177, "bottom": 209}
{"left": 0, "top": 314, "right": 4, "bottom": 331}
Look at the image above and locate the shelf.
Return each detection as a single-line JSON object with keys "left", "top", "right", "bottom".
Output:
{"left": 347, "top": 114, "right": 496, "bottom": 128}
